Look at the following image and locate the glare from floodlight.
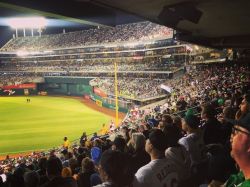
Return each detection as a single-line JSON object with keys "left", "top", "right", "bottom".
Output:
{"left": 194, "top": 45, "right": 199, "bottom": 50}
{"left": 8, "top": 17, "right": 47, "bottom": 29}
{"left": 43, "top": 50, "right": 53, "bottom": 53}
{"left": 17, "top": 50, "right": 29, "bottom": 56}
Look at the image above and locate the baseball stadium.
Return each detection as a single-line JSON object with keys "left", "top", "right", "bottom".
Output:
{"left": 0, "top": 1, "right": 250, "bottom": 187}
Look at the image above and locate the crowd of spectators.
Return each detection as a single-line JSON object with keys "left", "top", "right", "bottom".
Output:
{"left": 0, "top": 22, "right": 172, "bottom": 52}
{"left": 91, "top": 77, "right": 166, "bottom": 99}
{"left": 0, "top": 58, "right": 182, "bottom": 73}
{"left": 0, "top": 57, "right": 179, "bottom": 99}
{"left": 159, "top": 63, "right": 249, "bottom": 113}
{"left": 0, "top": 61, "right": 249, "bottom": 187}
{"left": 0, "top": 73, "right": 41, "bottom": 87}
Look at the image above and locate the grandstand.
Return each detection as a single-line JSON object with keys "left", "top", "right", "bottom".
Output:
{"left": 0, "top": 21, "right": 192, "bottom": 105}
{"left": 0, "top": 4, "right": 250, "bottom": 187}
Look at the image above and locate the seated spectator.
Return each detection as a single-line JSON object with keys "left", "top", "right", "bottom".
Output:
{"left": 147, "top": 115, "right": 158, "bottom": 128}
{"left": 163, "top": 125, "right": 191, "bottom": 184}
{"left": 224, "top": 113, "right": 250, "bottom": 187}
{"left": 205, "top": 143, "right": 237, "bottom": 187}
{"left": 111, "top": 136, "right": 127, "bottom": 152}
{"left": 138, "top": 125, "right": 150, "bottom": 139}
{"left": 7, "top": 167, "right": 25, "bottom": 187}
{"left": 176, "top": 97, "right": 187, "bottom": 113}
{"left": 90, "top": 173, "right": 102, "bottom": 187}
{"left": 41, "top": 157, "right": 77, "bottom": 187}
{"left": 120, "top": 126, "right": 130, "bottom": 143}
{"left": 133, "top": 129, "right": 179, "bottom": 187}
{"left": 130, "top": 133, "right": 150, "bottom": 173}
{"left": 127, "top": 128, "right": 137, "bottom": 154}
{"left": 235, "top": 94, "right": 250, "bottom": 120}
{"left": 219, "top": 106, "right": 235, "bottom": 147}
{"left": 68, "top": 158, "right": 79, "bottom": 175}
{"left": 158, "top": 121, "right": 165, "bottom": 131}
{"left": 179, "top": 114, "right": 207, "bottom": 165}
{"left": 62, "top": 167, "right": 72, "bottom": 178}
{"left": 178, "top": 114, "right": 208, "bottom": 185}
{"left": 77, "top": 157, "right": 97, "bottom": 187}
{"left": 24, "top": 171, "right": 40, "bottom": 187}
{"left": 173, "top": 116, "right": 182, "bottom": 131}
{"left": 37, "top": 157, "right": 49, "bottom": 185}
{"left": 94, "top": 150, "right": 134, "bottom": 187}
{"left": 162, "top": 114, "right": 173, "bottom": 126}
{"left": 0, "top": 176, "right": 4, "bottom": 186}
{"left": 201, "top": 104, "right": 223, "bottom": 145}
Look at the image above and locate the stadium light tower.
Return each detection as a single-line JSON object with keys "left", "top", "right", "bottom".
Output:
{"left": 7, "top": 17, "right": 47, "bottom": 37}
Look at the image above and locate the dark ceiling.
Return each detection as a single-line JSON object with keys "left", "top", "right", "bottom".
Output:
{"left": 0, "top": 0, "right": 250, "bottom": 48}
{"left": 92, "top": 0, "right": 250, "bottom": 48}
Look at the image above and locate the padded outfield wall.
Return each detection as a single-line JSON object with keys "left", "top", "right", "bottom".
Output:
{"left": 38, "top": 77, "right": 129, "bottom": 113}
{"left": 0, "top": 83, "right": 37, "bottom": 96}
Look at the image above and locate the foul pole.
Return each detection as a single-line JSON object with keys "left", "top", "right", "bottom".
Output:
{"left": 114, "top": 62, "right": 119, "bottom": 127}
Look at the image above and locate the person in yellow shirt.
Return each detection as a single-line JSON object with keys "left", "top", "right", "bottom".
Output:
{"left": 100, "top": 123, "right": 108, "bottom": 135}
{"left": 63, "top": 137, "right": 70, "bottom": 149}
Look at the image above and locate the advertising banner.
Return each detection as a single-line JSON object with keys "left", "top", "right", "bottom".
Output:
{"left": 93, "top": 87, "right": 107, "bottom": 98}
{"left": 1, "top": 83, "right": 36, "bottom": 90}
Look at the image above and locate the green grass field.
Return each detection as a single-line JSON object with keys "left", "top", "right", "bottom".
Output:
{"left": 0, "top": 96, "right": 112, "bottom": 155}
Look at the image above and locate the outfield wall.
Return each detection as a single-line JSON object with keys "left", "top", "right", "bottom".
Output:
{"left": 0, "top": 83, "right": 37, "bottom": 96}
{"left": 39, "top": 77, "right": 129, "bottom": 113}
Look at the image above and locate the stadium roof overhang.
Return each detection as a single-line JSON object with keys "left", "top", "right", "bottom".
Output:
{"left": 92, "top": 0, "right": 250, "bottom": 48}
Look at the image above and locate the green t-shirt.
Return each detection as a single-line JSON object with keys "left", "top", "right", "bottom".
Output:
{"left": 226, "top": 171, "right": 250, "bottom": 187}
{"left": 238, "top": 180, "right": 250, "bottom": 187}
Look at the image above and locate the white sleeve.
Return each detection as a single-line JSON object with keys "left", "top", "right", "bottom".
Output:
{"left": 133, "top": 167, "right": 150, "bottom": 187}
{"left": 178, "top": 137, "right": 190, "bottom": 152}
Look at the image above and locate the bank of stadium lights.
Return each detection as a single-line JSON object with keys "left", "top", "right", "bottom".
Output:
{"left": 8, "top": 17, "right": 47, "bottom": 38}
{"left": 194, "top": 45, "right": 199, "bottom": 50}
{"left": 17, "top": 51, "right": 38, "bottom": 56}
{"left": 16, "top": 50, "right": 53, "bottom": 57}
{"left": 8, "top": 17, "right": 47, "bottom": 28}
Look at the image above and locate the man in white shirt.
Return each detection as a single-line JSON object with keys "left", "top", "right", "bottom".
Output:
{"left": 178, "top": 114, "right": 207, "bottom": 165}
{"left": 133, "top": 129, "right": 179, "bottom": 187}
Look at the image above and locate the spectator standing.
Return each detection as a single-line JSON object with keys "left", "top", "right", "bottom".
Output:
{"left": 63, "top": 137, "right": 71, "bottom": 150}
{"left": 80, "top": 132, "right": 87, "bottom": 146}
{"left": 91, "top": 140, "right": 102, "bottom": 165}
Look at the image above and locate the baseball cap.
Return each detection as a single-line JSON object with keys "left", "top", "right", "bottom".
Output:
{"left": 185, "top": 108, "right": 194, "bottom": 116}
{"left": 184, "top": 114, "right": 200, "bottom": 129}
{"left": 236, "top": 113, "right": 250, "bottom": 132}
{"left": 225, "top": 112, "right": 250, "bottom": 132}
{"left": 148, "top": 129, "right": 168, "bottom": 152}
